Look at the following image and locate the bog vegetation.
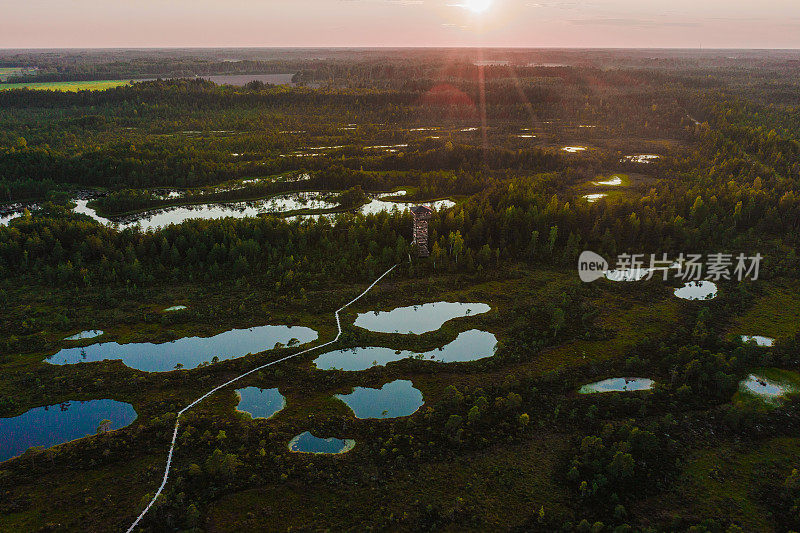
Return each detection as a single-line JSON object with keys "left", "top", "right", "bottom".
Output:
{"left": 1, "top": 49, "right": 799, "bottom": 532}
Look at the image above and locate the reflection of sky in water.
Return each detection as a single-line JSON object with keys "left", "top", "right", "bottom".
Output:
{"left": 0, "top": 211, "right": 24, "bottom": 226}
{"left": 0, "top": 399, "right": 137, "bottom": 462}
{"left": 740, "top": 374, "right": 794, "bottom": 400}
{"left": 354, "top": 301, "right": 490, "bottom": 334}
{"left": 377, "top": 190, "right": 407, "bottom": 197}
{"left": 288, "top": 432, "right": 355, "bottom": 454}
{"left": 117, "top": 192, "right": 338, "bottom": 231}
{"left": 740, "top": 335, "right": 775, "bottom": 347}
{"left": 64, "top": 330, "right": 104, "bottom": 341}
{"left": 336, "top": 380, "right": 423, "bottom": 419}
{"left": 73, "top": 199, "right": 113, "bottom": 225}
{"left": 674, "top": 281, "right": 718, "bottom": 300}
{"left": 72, "top": 191, "right": 452, "bottom": 229}
{"left": 579, "top": 378, "right": 654, "bottom": 394}
{"left": 594, "top": 176, "right": 622, "bottom": 186}
{"left": 236, "top": 387, "right": 285, "bottom": 419}
{"left": 359, "top": 198, "right": 454, "bottom": 216}
{"left": 46, "top": 325, "right": 318, "bottom": 372}
{"left": 624, "top": 154, "right": 660, "bottom": 163}
{"left": 314, "top": 329, "right": 497, "bottom": 371}
{"left": 583, "top": 193, "right": 607, "bottom": 203}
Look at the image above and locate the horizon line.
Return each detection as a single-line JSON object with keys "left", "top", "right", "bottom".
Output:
{"left": 2, "top": 46, "right": 800, "bottom": 52}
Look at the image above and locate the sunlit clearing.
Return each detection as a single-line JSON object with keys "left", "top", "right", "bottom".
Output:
{"left": 464, "top": 0, "right": 492, "bottom": 13}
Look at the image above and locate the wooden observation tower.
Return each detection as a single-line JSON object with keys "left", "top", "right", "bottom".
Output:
{"left": 410, "top": 205, "right": 432, "bottom": 257}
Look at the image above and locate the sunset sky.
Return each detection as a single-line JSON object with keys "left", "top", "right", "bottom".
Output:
{"left": 2, "top": 0, "right": 800, "bottom": 49}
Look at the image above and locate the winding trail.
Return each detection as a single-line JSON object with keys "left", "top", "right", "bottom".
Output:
{"left": 127, "top": 264, "right": 398, "bottom": 532}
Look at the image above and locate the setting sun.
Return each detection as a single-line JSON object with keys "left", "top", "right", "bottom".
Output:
{"left": 464, "top": 0, "right": 492, "bottom": 13}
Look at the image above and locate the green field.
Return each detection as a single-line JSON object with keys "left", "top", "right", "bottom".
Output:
{"left": 0, "top": 79, "right": 133, "bottom": 91}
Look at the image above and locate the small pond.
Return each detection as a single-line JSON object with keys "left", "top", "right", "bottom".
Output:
{"left": 359, "top": 197, "right": 454, "bottom": 216}
{"left": 45, "top": 325, "right": 318, "bottom": 372}
{"left": 335, "top": 380, "right": 423, "bottom": 419}
{"left": 739, "top": 374, "right": 796, "bottom": 403}
{"left": 583, "top": 193, "right": 607, "bottom": 203}
{"left": 579, "top": 378, "right": 654, "bottom": 394}
{"left": 288, "top": 432, "right": 355, "bottom": 454}
{"left": 354, "top": 301, "right": 490, "bottom": 334}
{"left": 163, "top": 305, "right": 187, "bottom": 312}
{"left": 364, "top": 144, "right": 409, "bottom": 152}
{"left": 64, "top": 330, "right": 104, "bottom": 341}
{"left": 740, "top": 335, "right": 775, "bottom": 347}
{"left": 0, "top": 399, "right": 137, "bottom": 463}
{"left": 674, "top": 281, "right": 718, "bottom": 300}
{"left": 314, "top": 329, "right": 498, "bottom": 371}
{"left": 236, "top": 387, "right": 286, "bottom": 419}
{"left": 624, "top": 154, "right": 660, "bottom": 164}
{"left": 594, "top": 176, "right": 623, "bottom": 186}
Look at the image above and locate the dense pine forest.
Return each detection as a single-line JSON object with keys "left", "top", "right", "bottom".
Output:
{"left": 1, "top": 49, "right": 800, "bottom": 532}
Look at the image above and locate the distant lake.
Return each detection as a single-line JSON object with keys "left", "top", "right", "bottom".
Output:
{"left": 116, "top": 192, "right": 338, "bottom": 231}
{"left": 0, "top": 400, "right": 137, "bottom": 463}
{"left": 71, "top": 192, "right": 449, "bottom": 231}
{"left": 45, "top": 325, "right": 318, "bottom": 372}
